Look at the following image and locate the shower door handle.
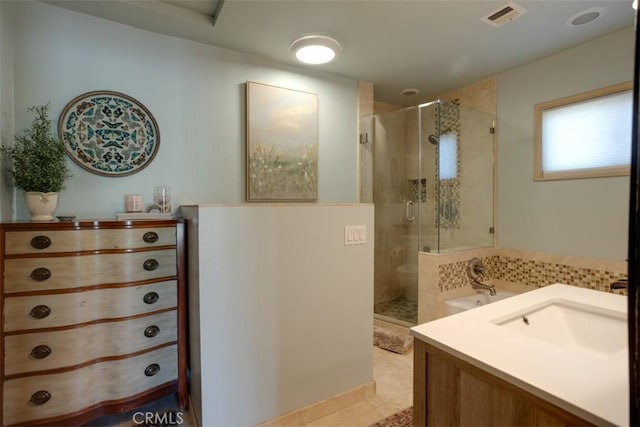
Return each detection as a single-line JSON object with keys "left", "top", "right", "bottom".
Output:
{"left": 406, "top": 201, "right": 415, "bottom": 223}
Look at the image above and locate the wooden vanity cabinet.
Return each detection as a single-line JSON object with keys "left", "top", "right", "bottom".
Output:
{"left": 413, "top": 339, "right": 596, "bottom": 427}
{"left": 0, "top": 220, "right": 188, "bottom": 427}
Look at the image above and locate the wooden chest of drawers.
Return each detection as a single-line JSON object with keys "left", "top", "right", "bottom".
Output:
{"left": 0, "top": 220, "right": 187, "bottom": 427}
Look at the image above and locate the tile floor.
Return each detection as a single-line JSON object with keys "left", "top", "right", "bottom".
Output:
{"left": 90, "top": 324, "right": 413, "bottom": 427}
{"left": 301, "top": 343, "right": 413, "bottom": 427}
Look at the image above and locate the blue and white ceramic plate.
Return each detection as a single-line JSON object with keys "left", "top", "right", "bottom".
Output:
{"left": 58, "top": 91, "right": 160, "bottom": 177}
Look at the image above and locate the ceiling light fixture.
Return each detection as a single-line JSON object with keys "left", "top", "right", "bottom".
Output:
{"left": 291, "top": 34, "right": 341, "bottom": 65}
{"left": 565, "top": 7, "right": 607, "bottom": 26}
{"left": 401, "top": 88, "right": 420, "bottom": 96}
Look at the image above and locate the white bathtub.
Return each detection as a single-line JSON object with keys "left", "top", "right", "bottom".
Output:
{"left": 446, "top": 289, "right": 518, "bottom": 316}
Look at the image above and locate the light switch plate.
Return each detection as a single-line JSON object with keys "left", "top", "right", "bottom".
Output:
{"left": 345, "top": 225, "right": 367, "bottom": 245}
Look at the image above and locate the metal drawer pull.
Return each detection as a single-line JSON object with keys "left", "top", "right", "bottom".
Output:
{"left": 30, "top": 305, "right": 51, "bottom": 319}
{"left": 30, "top": 235, "right": 52, "bottom": 250}
{"left": 144, "top": 325, "right": 160, "bottom": 338}
{"left": 143, "top": 231, "right": 159, "bottom": 244}
{"left": 143, "top": 292, "right": 159, "bottom": 305}
{"left": 143, "top": 259, "right": 159, "bottom": 271}
{"left": 30, "top": 345, "right": 52, "bottom": 360}
{"left": 30, "top": 267, "right": 51, "bottom": 281}
{"left": 29, "top": 390, "right": 51, "bottom": 406}
{"left": 144, "top": 363, "right": 160, "bottom": 377}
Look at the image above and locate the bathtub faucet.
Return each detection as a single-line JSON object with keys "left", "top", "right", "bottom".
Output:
{"left": 471, "top": 280, "right": 497, "bottom": 296}
{"left": 467, "top": 258, "right": 496, "bottom": 296}
{"left": 610, "top": 278, "right": 628, "bottom": 290}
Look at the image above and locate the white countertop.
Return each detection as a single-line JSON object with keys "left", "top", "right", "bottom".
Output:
{"left": 410, "top": 284, "right": 628, "bottom": 426}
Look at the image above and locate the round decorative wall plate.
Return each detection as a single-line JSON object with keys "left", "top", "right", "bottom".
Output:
{"left": 58, "top": 91, "right": 160, "bottom": 177}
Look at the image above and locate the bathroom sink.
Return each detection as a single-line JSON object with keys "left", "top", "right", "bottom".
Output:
{"left": 493, "top": 298, "right": 627, "bottom": 357}
{"left": 412, "top": 284, "right": 629, "bottom": 426}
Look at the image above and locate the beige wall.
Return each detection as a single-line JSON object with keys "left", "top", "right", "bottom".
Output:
{"left": 374, "top": 101, "right": 402, "bottom": 115}
{"left": 436, "top": 76, "right": 497, "bottom": 115}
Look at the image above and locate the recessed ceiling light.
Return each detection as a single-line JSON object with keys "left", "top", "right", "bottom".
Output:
{"left": 401, "top": 88, "right": 420, "bottom": 96}
{"left": 290, "top": 34, "right": 341, "bottom": 65}
{"left": 566, "top": 7, "right": 607, "bottom": 26}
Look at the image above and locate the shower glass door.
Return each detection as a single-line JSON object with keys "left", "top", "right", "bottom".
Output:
{"left": 368, "top": 104, "right": 428, "bottom": 326}
{"left": 368, "top": 104, "right": 437, "bottom": 326}
{"left": 417, "top": 101, "right": 440, "bottom": 254}
{"left": 366, "top": 100, "right": 495, "bottom": 327}
{"left": 422, "top": 102, "right": 495, "bottom": 253}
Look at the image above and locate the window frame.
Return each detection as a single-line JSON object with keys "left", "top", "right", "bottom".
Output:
{"left": 533, "top": 81, "right": 632, "bottom": 181}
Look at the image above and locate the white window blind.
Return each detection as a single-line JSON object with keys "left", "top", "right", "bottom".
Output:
{"left": 535, "top": 82, "right": 632, "bottom": 180}
{"left": 542, "top": 90, "right": 631, "bottom": 173}
{"left": 439, "top": 132, "right": 458, "bottom": 180}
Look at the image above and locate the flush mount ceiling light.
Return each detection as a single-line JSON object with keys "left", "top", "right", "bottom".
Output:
{"left": 565, "top": 7, "right": 607, "bottom": 26}
{"left": 291, "top": 34, "right": 341, "bottom": 65}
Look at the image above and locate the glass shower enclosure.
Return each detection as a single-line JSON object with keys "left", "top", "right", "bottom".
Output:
{"left": 361, "top": 101, "right": 495, "bottom": 326}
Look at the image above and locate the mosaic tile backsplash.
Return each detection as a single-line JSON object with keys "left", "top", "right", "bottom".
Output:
{"left": 438, "top": 255, "right": 626, "bottom": 293}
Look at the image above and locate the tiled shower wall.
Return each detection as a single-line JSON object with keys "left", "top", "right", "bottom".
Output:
{"left": 419, "top": 247, "right": 627, "bottom": 323}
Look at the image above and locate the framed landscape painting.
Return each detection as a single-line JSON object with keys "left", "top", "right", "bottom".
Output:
{"left": 246, "top": 81, "right": 318, "bottom": 201}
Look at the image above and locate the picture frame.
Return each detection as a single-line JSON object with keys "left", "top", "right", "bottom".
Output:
{"left": 246, "top": 81, "right": 318, "bottom": 201}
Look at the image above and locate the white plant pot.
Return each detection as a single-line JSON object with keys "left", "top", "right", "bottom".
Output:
{"left": 24, "top": 192, "right": 59, "bottom": 221}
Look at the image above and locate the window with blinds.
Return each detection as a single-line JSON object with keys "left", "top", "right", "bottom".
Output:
{"left": 439, "top": 131, "right": 458, "bottom": 180}
{"left": 534, "top": 82, "right": 632, "bottom": 181}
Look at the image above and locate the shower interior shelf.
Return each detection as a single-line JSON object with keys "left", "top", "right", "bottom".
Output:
{"left": 409, "top": 178, "right": 427, "bottom": 202}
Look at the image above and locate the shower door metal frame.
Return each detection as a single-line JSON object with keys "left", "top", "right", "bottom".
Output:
{"left": 417, "top": 100, "right": 441, "bottom": 254}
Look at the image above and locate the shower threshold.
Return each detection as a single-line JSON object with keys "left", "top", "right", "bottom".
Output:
{"left": 374, "top": 297, "right": 417, "bottom": 326}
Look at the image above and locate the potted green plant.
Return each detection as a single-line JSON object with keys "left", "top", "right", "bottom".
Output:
{"left": 2, "top": 104, "right": 71, "bottom": 220}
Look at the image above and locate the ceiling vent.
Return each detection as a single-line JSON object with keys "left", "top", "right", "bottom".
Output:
{"left": 481, "top": 2, "right": 527, "bottom": 28}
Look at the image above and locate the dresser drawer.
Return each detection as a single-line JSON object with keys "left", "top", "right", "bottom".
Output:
{"left": 4, "top": 249, "right": 176, "bottom": 293}
{"left": 4, "top": 310, "right": 177, "bottom": 376}
{"left": 4, "top": 281, "right": 177, "bottom": 332}
{"left": 3, "top": 344, "right": 178, "bottom": 426}
{"left": 4, "top": 227, "right": 176, "bottom": 255}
